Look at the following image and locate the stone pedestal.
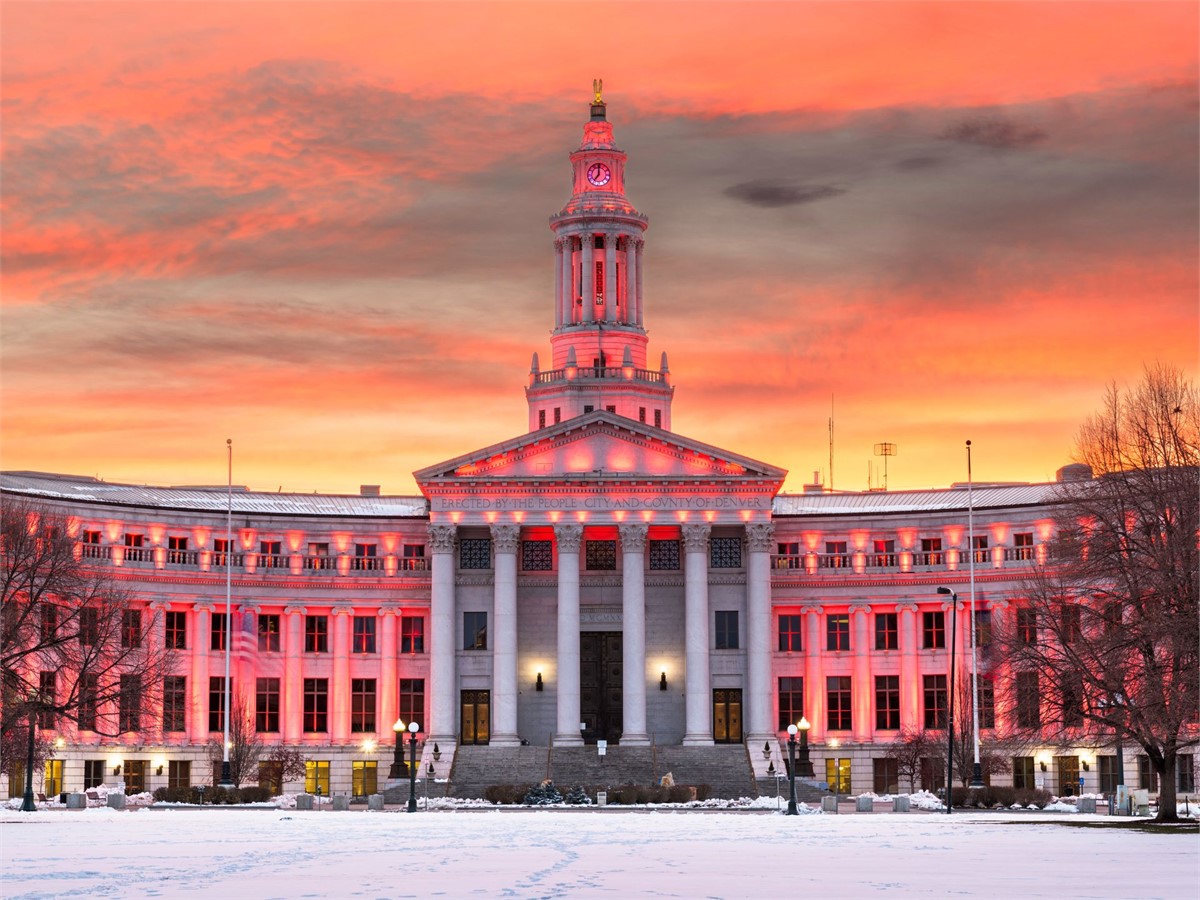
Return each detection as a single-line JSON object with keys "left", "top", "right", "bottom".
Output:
{"left": 821, "top": 795, "right": 838, "bottom": 813}
{"left": 106, "top": 793, "right": 126, "bottom": 810}
{"left": 331, "top": 795, "right": 350, "bottom": 811}
{"left": 367, "top": 794, "right": 385, "bottom": 811}
{"left": 66, "top": 793, "right": 87, "bottom": 810}
{"left": 893, "top": 795, "right": 911, "bottom": 813}
{"left": 856, "top": 795, "right": 874, "bottom": 812}
{"left": 295, "top": 794, "right": 314, "bottom": 811}
{"left": 1078, "top": 797, "right": 1096, "bottom": 814}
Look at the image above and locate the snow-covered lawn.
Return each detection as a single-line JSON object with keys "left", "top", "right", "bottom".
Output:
{"left": 1, "top": 806, "right": 1196, "bottom": 899}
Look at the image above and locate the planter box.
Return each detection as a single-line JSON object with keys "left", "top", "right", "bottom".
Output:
{"left": 295, "top": 794, "right": 314, "bottom": 811}
{"left": 331, "top": 795, "right": 350, "bottom": 811}
{"left": 821, "top": 795, "right": 839, "bottom": 813}
{"left": 367, "top": 794, "right": 385, "bottom": 811}
{"left": 66, "top": 793, "right": 87, "bottom": 810}
{"left": 856, "top": 796, "right": 874, "bottom": 812}
{"left": 106, "top": 793, "right": 126, "bottom": 810}
{"left": 893, "top": 796, "right": 911, "bottom": 813}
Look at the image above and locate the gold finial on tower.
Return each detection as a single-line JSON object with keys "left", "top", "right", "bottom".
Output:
{"left": 592, "top": 78, "right": 603, "bottom": 104}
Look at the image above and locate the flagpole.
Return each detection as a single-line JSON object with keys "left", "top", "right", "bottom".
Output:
{"left": 219, "top": 438, "right": 234, "bottom": 788}
{"left": 967, "top": 439, "right": 983, "bottom": 788}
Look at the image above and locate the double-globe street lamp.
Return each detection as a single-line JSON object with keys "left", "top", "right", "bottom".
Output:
{"left": 937, "top": 586, "right": 959, "bottom": 814}
{"left": 784, "top": 717, "right": 813, "bottom": 816}
{"left": 388, "top": 718, "right": 422, "bottom": 812}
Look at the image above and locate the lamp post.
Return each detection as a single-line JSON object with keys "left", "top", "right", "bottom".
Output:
{"left": 20, "top": 705, "right": 36, "bottom": 812}
{"left": 406, "top": 721, "right": 420, "bottom": 813}
{"left": 937, "top": 587, "right": 958, "bottom": 814}
{"left": 965, "top": 440, "right": 983, "bottom": 789}
{"left": 796, "top": 716, "right": 814, "bottom": 777}
{"left": 218, "top": 439, "right": 235, "bottom": 789}
{"left": 389, "top": 719, "right": 406, "bottom": 780}
{"left": 785, "top": 725, "right": 799, "bottom": 815}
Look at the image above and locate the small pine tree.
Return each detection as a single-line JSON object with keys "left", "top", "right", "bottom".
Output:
{"left": 564, "top": 785, "right": 592, "bottom": 805}
{"left": 522, "top": 779, "right": 563, "bottom": 805}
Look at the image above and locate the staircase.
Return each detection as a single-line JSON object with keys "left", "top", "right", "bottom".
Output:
{"left": 655, "top": 745, "right": 758, "bottom": 799}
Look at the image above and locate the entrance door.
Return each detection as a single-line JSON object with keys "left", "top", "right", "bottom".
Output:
{"left": 1057, "top": 755, "right": 1080, "bottom": 796}
{"left": 713, "top": 689, "right": 743, "bottom": 743}
{"left": 460, "top": 690, "right": 490, "bottom": 745}
{"left": 580, "top": 631, "right": 622, "bottom": 744}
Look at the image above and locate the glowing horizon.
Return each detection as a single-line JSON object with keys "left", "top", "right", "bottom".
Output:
{"left": 2, "top": 1, "right": 1196, "bottom": 496}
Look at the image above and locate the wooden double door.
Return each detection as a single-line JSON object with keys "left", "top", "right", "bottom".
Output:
{"left": 580, "top": 631, "right": 623, "bottom": 745}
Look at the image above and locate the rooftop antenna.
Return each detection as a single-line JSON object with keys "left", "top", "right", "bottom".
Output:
{"left": 873, "top": 442, "right": 897, "bottom": 491}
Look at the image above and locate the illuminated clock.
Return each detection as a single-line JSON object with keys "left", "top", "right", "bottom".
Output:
{"left": 586, "top": 163, "right": 611, "bottom": 187}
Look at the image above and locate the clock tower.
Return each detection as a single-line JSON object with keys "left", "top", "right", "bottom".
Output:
{"left": 526, "top": 85, "right": 674, "bottom": 432}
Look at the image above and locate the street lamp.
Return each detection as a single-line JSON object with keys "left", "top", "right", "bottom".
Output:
{"left": 785, "top": 725, "right": 800, "bottom": 815}
{"left": 937, "top": 587, "right": 959, "bottom": 815}
{"left": 965, "top": 440, "right": 984, "bottom": 789}
{"left": 389, "top": 719, "right": 407, "bottom": 780}
{"left": 796, "top": 716, "right": 814, "bottom": 777}
{"left": 405, "top": 721, "right": 421, "bottom": 813}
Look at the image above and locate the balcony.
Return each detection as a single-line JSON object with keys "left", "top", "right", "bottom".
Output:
{"left": 531, "top": 365, "right": 667, "bottom": 385}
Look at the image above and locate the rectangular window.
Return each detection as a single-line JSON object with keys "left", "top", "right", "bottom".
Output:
{"left": 399, "top": 679, "right": 425, "bottom": 726}
{"left": 84, "top": 759, "right": 105, "bottom": 789}
{"left": 259, "top": 540, "right": 285, "bottom": 568}
{"left": 875, "top": 675, "right": 900, "bottom": 730}
{"left": 463, "top": 611, "right": 487, "bottom": 650}
{"left": 639, "top": 407, "right": 646, "bottom": 423}
{"left": 120, "top": 609, "right": 142, "bottom": 649}
{"left": 402, "top": 544, "right": 426, "bottom": 569}
{"left": 79, "top": 607, "right": 99, "bottom": 645}
{"left": 39, "top": 603, "right": 58, "bottom": 641}
{"left": 303, "top": 678, "right": 329, "bottom": 733}
{"left": 255, "top": 678, "right": 280, "bottom": 733}
{"left": 554, "top": 408, "right": 561, "bottom": 425}
{"left": 710, "top": 536, "right": 742, "bottom": 568}
{"left": 257, "top": 613, "right": 281, "bottom": 652}
{"left": 605, "top": 405, "right": 616, "bottom": 414}
{"left": 923, "top": 674, "right": 948, "bottom": 729}
{"left": 827, "top": 676, "right": 852, "bottom": 731}
{"left": 352, "top": 616, "right": 377, "bottom": 654}
{"left": 776, "top": 541, "right": 801, "bottom": 568}
{"left": 119, "top": 674, "right": 142, "bottom": 733}
{"left": 715, "top": 611, "right": 739, "bottom": 650}
{"left": 648, "top": 539, "right": 680, "bottom": 571}
{"left": 123, "top": 533, "right": 147, "bottom": 562}
{"left": 583, "top": 404, "right": 594, "bottom": 414}
{"left": 826, "top": 614, "right": 850, "bottom": 651}
{"left": 1177, "top": 755, "right": 1195, "bottom": 793}
{"left": 585, "top": 540, "right": 617, "bottom": 571}
{"left": 1016, "top": 608, "right": 1037, "bottom": 643}
{"left": 168, "top": 760, "right": 191, "bottom": 791}
{"left": 777, "top": 677, "right": 804, "bottom": 731}
{"left": 38, "top": 671, "right": 55, "bottom": 729}
{"left": 352, "top": 760, "right": 378, "bottom": 798}
{"left": 1061, "top": 672, "right": 1084, "bottom": 727}
{"left": 163, "top": 675, "right": 187, "bottom": 733}
{"left": 167, "top": 535, "right": 189, "bottom": 564}
{"left": 305, "top": 542, "right": 332, "bottom": 570}
{"left": 921, "top": 757, "right": 945, "bottom": 792}
{"left": 1013, "top": 532, "right": 1034, "bottom": 560}
{"left": 211, "top": 612, "right": 227, "bottom": 652}
{"left": 1098, "top": 755, "right": 1120, "bottom": 794}
{"left": 824, "top": 540, "right": 849, "bottom": 568}
{"left": 1061, "top": 604, "right": 1081, "bottom": 644}
{"left": 353, "top": 543, "right": 380, "bottom": 571}
{"left": 165, "top": 611, "right": 187, "bottom": 649}
{"left": 538, "top": 409, "right": 546, "bottom": 429}
{"left": 975, "top": 609, "right": 992, "bottom": 647}
{"left": 212, "top": 538, "right": 238, "bottom": 568}
{"left": 1016, "top": 671, "right": 1041, "bottom": 728}
{"left": 78, "top": 674, "right": 98, "bottom": 731}
{"left": 875, "top": 612, "right": 898, "bottom": 650}
{"left": 258, "top": 761, "right": 283, "bottom": 795}
{"left": 305, "top": 615, "right": 328, "bottom": 653}
{"left": 654, "top": 410, "right": 662, "bottom": 428}
{"left": 305, "top": 760, "right": 330, "bottom": 795}
{"left": 919, "top": 537, "right": 944, "bottom": 566}
{"left": 871, "top": 539, "right": 896, "bottom": 567}
{"left": 778, "top": 614, "right": 803, "bottom": 652}
{"left": 401, "top": 616, "right": 425, "bottom": 653}
{"left": 1137, "top": 755, "right": 1158, "bottom": 792}
{"left": 459, "top": 538, "right": 492, "bottom": 569}
{"left": 522, "top": 540, "right": 553, "bottom": 572}
{"left": 971, "top": 534, "right": 989, "bottom": 564}
{"left": 922, "top": 611, "right": 946, "bottom": 649}
{"left": 873, "top": 758, "right": 899, "bottom": 795}
{"left": 978, "top": 681, "right": 996, "bottom": 729}
{"left": 208, "top": 677, "right": 228, "bottom": 733}
{"left": 825, "top": 757, "right": 851, "bottom": 794}
{"left": 351, "top": 678, "right": 376, "bottom": 733}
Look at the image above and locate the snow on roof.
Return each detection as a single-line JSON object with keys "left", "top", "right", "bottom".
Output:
{"left": 772, "top": 482, "right": 1062, "bottom": 516}
{"left": 0, "top": 472, "right": 427, "bottom": 518}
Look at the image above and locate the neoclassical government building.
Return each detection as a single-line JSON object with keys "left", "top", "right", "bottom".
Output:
{"left": 5, "top": 92, "right": 1181, "bottom": 801}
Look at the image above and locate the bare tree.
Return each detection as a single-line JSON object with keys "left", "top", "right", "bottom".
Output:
{"left": 1, "top": 498, "right": 170, "bottom": 746}
{"left": 884, "top": 728, "right": 941, "bottom": 792}
{"left": 207, "top": 692, "right": 261, "bottom": 788}
{"left": 997, "top": 365, "right": 1199, "bottom": 822}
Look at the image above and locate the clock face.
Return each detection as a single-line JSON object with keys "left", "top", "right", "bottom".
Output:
{"left": 586, "top": 162, "right": 611, "bottom": 187}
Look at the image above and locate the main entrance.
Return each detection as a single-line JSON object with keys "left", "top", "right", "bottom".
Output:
{"left": 580, "top": 631, "right": 622, "bottom": 745}
{"left": 460, "top": 690, "right": 490, "bottom": 745}
{"left": 713, "top": 689, "right": 743, "bottom": 743}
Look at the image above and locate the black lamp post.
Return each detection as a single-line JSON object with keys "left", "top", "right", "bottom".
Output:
{"left": 785, "top": 725, "right": 799, "bottom": 815}
{"left": 405, "top": 721, "right": 420, "bottom": 813}
{"left": 20, "top": 706, "right": 36, "bottom": 812}
{"left": 796, "top": 716, "right": 814, "bottom": 778}
{"left": 388, "top": 719, "right": 407, "bottom": 780}
{"left": 937, "top": 586, "right": 958, "bottom": 815}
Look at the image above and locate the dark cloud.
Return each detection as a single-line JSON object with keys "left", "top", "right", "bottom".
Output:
{"left": 723, "top": 180, "right": 846, "bottom": 208}
{"left": 894, "top": 155, "right": 945, "bottom": 170}
{"left": 940, "top": 117, "right": 1047, "bottom": 149}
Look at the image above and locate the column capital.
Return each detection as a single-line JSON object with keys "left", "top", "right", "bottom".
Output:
{"left": 986, "top": 599, "right": 1010, "bottom": 611}
{"left": 330, "top": 606, "right": 354, "bottom": 617}
{"left": 193, "top": 602, "right": 217, "bottom": 614}
{"left": 618, "top": 523, "right": 648, "bottom": 553}
{"left": 895, "top": 602, "right": 919, "bottom": 614}
{"left": 490, "top": 523, "right": 521, "bottom": 554}
{"left": 744, "top": 521, "right": 776, "bottom": 553}
{"left": 801, "top": 604, "right": 824, "bottom": 617}
{"left": 554, "top": 236, "right": 568, "bottom": 251}
{"left": 554, "top": 523, "right": 583, "bottom": 553}
{"left": 681, "top": 523, "right": 711, "bottom": 553}
{"left": 849, "top": 603, "right": 872, "bottom": 616}
{"left": 284, "top": 605, "right": 308, "bottom": 617}
{"left": 427, "top": 524, "right": 457, "bottom": 554}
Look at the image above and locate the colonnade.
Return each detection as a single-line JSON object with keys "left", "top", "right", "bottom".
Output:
{"left": 553, "top": 233, "right": 645, "bottom": 328}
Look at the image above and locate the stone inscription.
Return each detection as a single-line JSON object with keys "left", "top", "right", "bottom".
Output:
{"left": 432, "top": 495, "right": 772, "bottom": 512}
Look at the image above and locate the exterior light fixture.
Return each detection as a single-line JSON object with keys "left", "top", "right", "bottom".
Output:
{"left": 405, "top": 721, "right": 421, "bottom": 813}
{"left": 1040, "top": 761, "right": 1048, "bottom": 772}
{"left": 113, "top": 765, "right": 121, "bottom": 776}
{"left": 536, "top": 671, "right": 544, "bottom": 692}
{"left": 936, "top": 586, "right": 959, "bottom": 815}
{"left": 1082, "top": 760, "right": 1090, "bottom": 772}
{"left": 389, "top": 719, "right": 406, "bottom": 780}
{"left": 660, "top": 671, "right": 668, "bottom": 691}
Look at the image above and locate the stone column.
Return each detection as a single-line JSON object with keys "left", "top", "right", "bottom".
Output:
{"left": 379, "top": 608, "right": 398, "bottom": 733}
{"left": 604, "top": 232, "right": 617, "bottom": 322}
{"left": 682, "top": 523, "right": 713, "bottom": 745}
{"left": 491, "top": 523, "right": 521, "bottom": 746}
{"left": 624, "top": 236, "right": 638, "bottom": 326}
{"left": 428, "top": 525, "right": 458, "bottom": 745}
{"left": 189, "top": 603, "right": 212, "bottom": 744}
{"left": 898, "top": 602, "right": 920, "bottom": 732}
{"left": 634, "top": 239, "right": 645, "bottom": 326}
{"left": 331, "top": 607, "right": 352, "bottom": 743}
{"left": 553, "top": 524, "right": 584, "bottom": 746}
{"left": 619, "top": 523, "right": 649, "bottom": 745}
{"left": 581, "top": 235, "right": 594, "bottom": 324}
{"left": 554, "top": 238, "right": 564, "bottom": 328}
{"left": 283, "top": 606, "right": 306, "bottom": 743}
{"left": 745, "top": 522, "right": 775, "bottom": 744}
{"left": 803, "top": 606, "right": 825, "bottom": 743}
{"left": 851, "top": 604, "right": 872, "bottom": 742}
{"left": 562, "top": 237, "right": 576, "bottom": 325}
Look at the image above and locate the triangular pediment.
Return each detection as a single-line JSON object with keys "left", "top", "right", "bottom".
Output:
{"left": 414, "top": 411, "right": 786, "bottom": 486}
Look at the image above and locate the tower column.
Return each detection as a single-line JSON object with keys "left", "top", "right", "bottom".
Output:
{"left": 624, "top": 236, "right": 638, "bottom": 326}
{"left": 604, "top": 232, "right": 617, "bottom": 322}
{"left": 490, "top": 524, "right": 521, "bottom": 746}
{"left": 554, "top": 239, "right": 564, "bottom": 328}
{"left": 619, "top": 524, "right": 649, "bottom": 745}
{"left": 682, "top": 523, "right": 713, "bottom": 745}
{"left": 554, "top": 524, "right": 584, "bottom": 746}
{"left": 428, "top": 525, "right": 458, "bottom": 745}
{"left": 581, "top": 235, "right": 594, "bottom": 324}
{"left": 745, "top": 522, "right": 775, "bottom": 744}
{"left": 562, "top": 237, "right": 576, "bottom": 325}
{"left": 634, "top": 238, "right": 645, "bottom": 326}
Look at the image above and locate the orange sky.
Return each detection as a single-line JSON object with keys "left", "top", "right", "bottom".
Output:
{"left": 2, "top": 1, "right": 1197, "bottom": 495}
